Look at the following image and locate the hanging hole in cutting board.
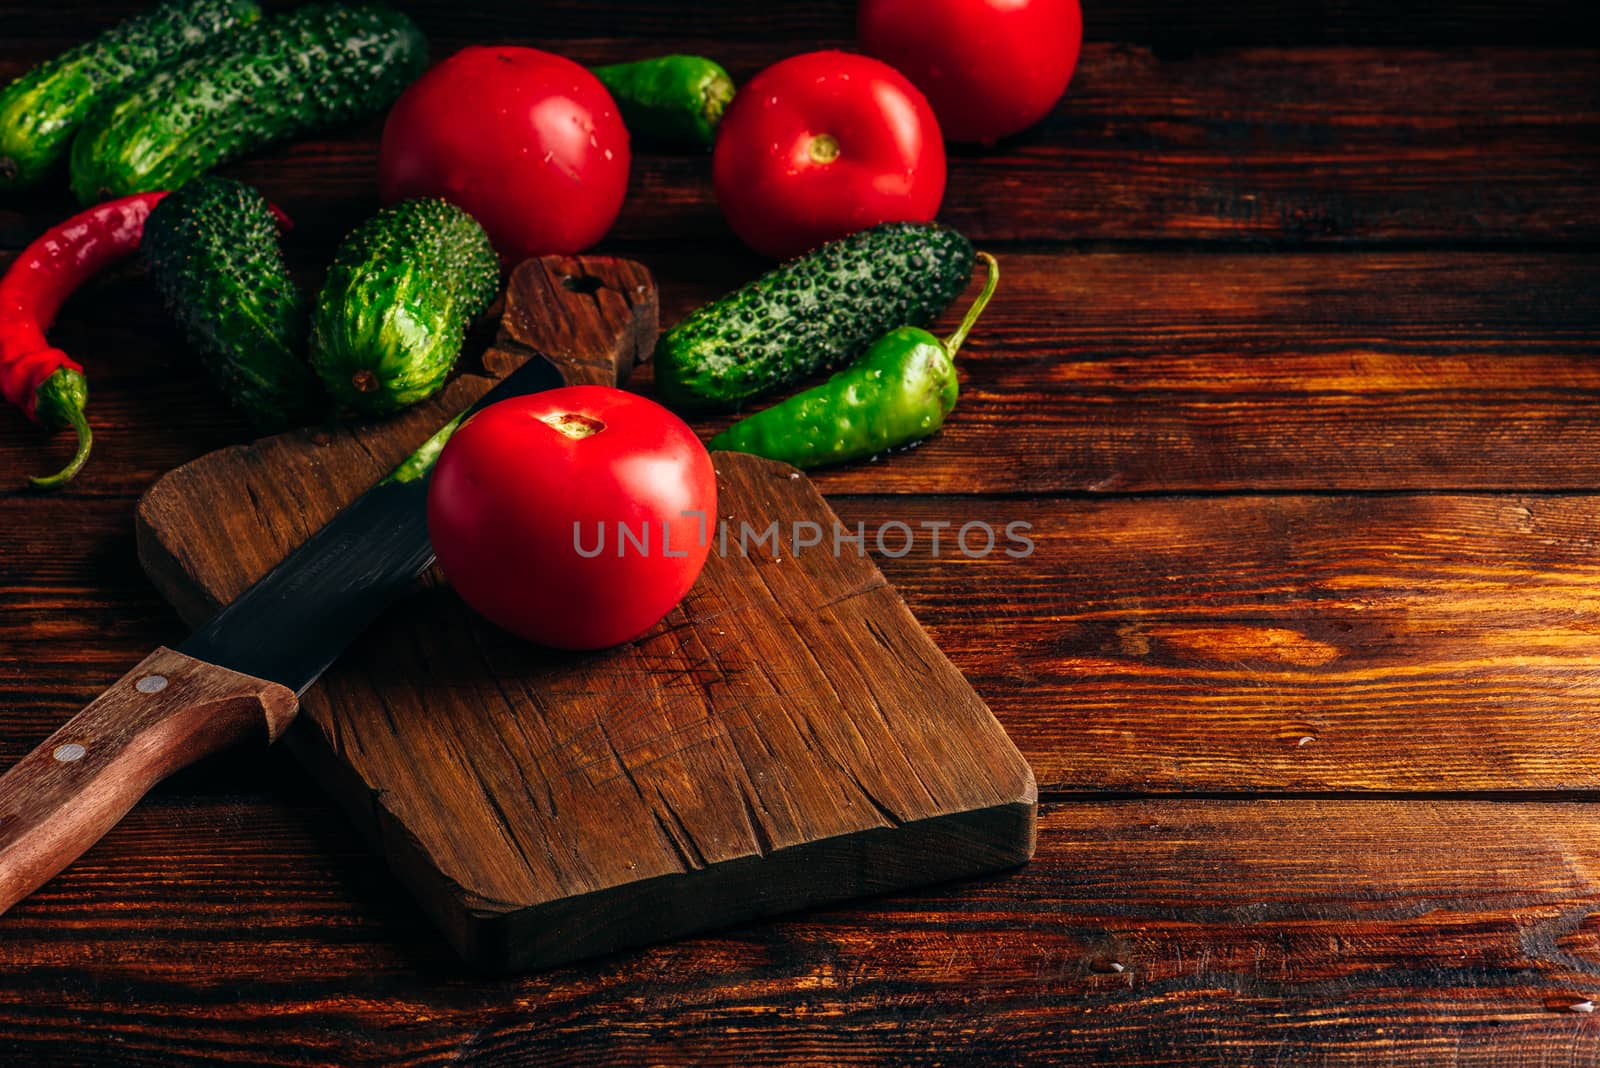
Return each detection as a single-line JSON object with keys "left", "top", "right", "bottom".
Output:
{"left": 561, "top": 274, "right": 605, "bottom": 294}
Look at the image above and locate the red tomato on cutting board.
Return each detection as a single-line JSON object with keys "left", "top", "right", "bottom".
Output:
{"left": 712, "top": 50, "right": 946, "bottom": 260}
{"left": 427, "top": 387, "right": 716, "bottom": 651}
{"left": 858, "top": 0, "right": 1083, "bottom": 144}
{"left": 379, "top": 46, "right": 631, "bottom": 261}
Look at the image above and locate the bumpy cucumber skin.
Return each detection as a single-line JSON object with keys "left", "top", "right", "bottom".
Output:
{"left": 591, "top": 55, "right": 735, "bottom": 148}
{"left": 310, "top": 199, "right": 499, "bottom": 416}
{"left": 69, "top": 3, "right": 426, "bottom": 204}
{"left": 0, "top": 0, "right": 260, "bottom": 191}
{"left": 143, "top": 177, "right": 320, "bottom": 429}
{"left": 654, "top": 222, "right": 975, "bottom": 412}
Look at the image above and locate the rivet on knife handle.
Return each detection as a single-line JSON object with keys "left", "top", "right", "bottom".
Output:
{"left": 0, "top": 647, "right": 296, "bottom": 916}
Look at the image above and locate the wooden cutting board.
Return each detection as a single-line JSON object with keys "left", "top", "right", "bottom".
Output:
{"left": 134, "top": 256, "right": 1036, "bottom": 972}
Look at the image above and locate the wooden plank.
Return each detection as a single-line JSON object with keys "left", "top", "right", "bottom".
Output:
{"left": 4, "top": 47, "right": 1598, "bottom": 250}
{"left": 681, "top": 250, "right": 1600, "bottom": 495}
{"left": 4, "top": 251, "right": 1599, "bottom": 497}
{"left": 10, "top": 491, "right": 1600, "bottom": 796}
{"left": 3, "top": 797, "right": 1600, "bottom": 1065}
{"left": 6, "top": 0, "right": 1596, "bottom": 49}
{"left": 0, "top": 1, "right": 1592, "bottom": 1062}
{"left": 838, "top": 492, "right": 1600, "bottom": 794}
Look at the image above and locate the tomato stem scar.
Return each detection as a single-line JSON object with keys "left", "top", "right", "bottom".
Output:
{"left": 807, "top": 133, "right": 840, "bottom": 163}
{"left": 539, "top": 411, "right": 606, "bottom": 439}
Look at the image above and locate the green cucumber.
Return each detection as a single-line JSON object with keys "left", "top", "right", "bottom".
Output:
{"left": 310, "top": 199, "right": 499, "bottom": 416}
{"left": 143, "top": 177, "right": 320, "bottom": 429}
{"left": 0, "top": 0, "right": 261, "bottom": 191}
{"left": 591, "top": 55, "right": 735, "bottom": 148}
{"left": 69, "top": 2, "right": 426, "bottom": 204}
{"left": 654, "top": 222, "right": 975, "bottom": 412}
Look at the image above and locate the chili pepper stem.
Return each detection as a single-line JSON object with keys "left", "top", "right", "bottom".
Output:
{"left": 945, "top": 251, "right": 1000, "bottom": 358}
{"left": 701, "top": 70, "right": 736, "bottom": 129}
{"left": 30, "top": 406, "right": 92, "bottom": 489}
{"left": 28, "top": 368, "right": 93, "bottom": 489}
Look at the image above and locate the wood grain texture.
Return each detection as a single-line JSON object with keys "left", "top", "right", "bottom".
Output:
{"left": 834, "top": 492, "right": 1600, "bottom": 794}
{"left": 12, "top": 491, "right": 1600, "bottom": 797}
{"left": 8, "top": 0, "right": 1599, "bottom": 47}
{"left": 134, "top": 260, "right": 1034, "bottom": 970}
{"left": 2, "top": 0, "right": 1597, "bottom": 1060}
{"left": 6, "top": 251, "right": 1600, "bottom": 498}
{"left": 3, "top": 45, "right": 1596, "bottom": 251}
{"left": 677, "top": 251, "right": 1600, "bottom": 494}
{"left": 5, "top": 797, "right": 1600, "bottom": 1066}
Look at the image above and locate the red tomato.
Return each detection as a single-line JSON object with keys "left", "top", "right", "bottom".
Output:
{"left": 379, "top": 46, "right": 630, "bottom": 261}
{"left": 427, "top": 386, "right": 716, "bottom": 651}
{"left": 858, "top": 0, "right": 1082, "bottom": 144}
{"left": 712, "top": 50, "right": 945, "bottom": 260}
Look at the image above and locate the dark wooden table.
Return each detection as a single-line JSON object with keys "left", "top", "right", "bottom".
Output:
{"left": 4, "top": 2, "right": 1600, "bottom": 1064}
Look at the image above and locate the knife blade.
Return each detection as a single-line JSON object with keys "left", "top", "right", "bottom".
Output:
{"left": 0, "top": 354, "right": 563, "bottom": 915}
{"left": 178, "top": 354, "right": 563, "bottom": 695}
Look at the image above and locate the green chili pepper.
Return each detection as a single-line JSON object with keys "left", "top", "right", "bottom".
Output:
{"left": 383, "top": 411, "right": 462, "bottom": 485}
{"left": 591, "top": 55, "right": 735, "bottom": 148}
{"left": 709, "top": 252, "right": 998, "bottom": 469}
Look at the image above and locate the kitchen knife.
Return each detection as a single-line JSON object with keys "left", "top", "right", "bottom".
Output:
{"left": 0, "top": 354, "right": 563, "bottom": 916}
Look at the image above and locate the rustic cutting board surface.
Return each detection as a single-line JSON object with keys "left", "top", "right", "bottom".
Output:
{"left": 133, "top": 256, "right": 1035, "bottom": 971}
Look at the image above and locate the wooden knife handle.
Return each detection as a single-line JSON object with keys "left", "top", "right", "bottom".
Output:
{"left": 0, "top": 647, "right": 297, "bottom": 915}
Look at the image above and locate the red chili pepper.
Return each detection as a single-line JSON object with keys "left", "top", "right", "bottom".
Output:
{"left": 1, "top": 193, "right": 294, "bottom": 489}
{"left": 1, "top": 193, "right": 165, "bottom": 488}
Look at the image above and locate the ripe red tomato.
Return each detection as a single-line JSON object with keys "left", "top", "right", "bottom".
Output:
{"left": 858, "top": 0, "right": 1083, "bottom": 144}
{"left": 427, "top": 386, "right": 716, "bottom": 651}
{"left": 712, "top": 50, "right": 945, "bottom": 260}
{"left": 379, "top": 46, "right": 630, "bottom": 261}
